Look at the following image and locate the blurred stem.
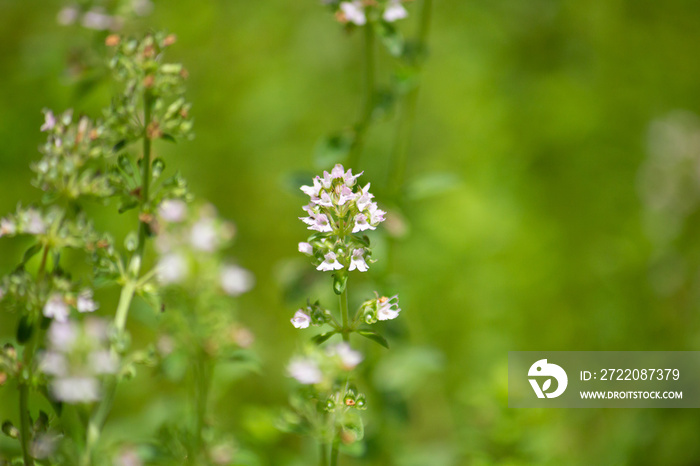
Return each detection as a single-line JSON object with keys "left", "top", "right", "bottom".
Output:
{"left": 330, "top": 437, "right": 340, "bottom": 466}
{"left": 388, "top": 0, "right": 433, "bottom": 196}
{"left": 18, "top": 244, "right": 51, "bottom": 466}
{"left": 320, "top": 441, "right": 329, "bottom": 466}
{"left": 19, "top": 385, "right": 34, "bottom": 466}
{"left": 192, "top": 352, "right": 213, "bottom": 462}
{"left": 340, "top": 284, "right": 350, "bottom": 342}
{"left": 347, "top": 23, "right": 376, "bottom": 170}
{"left": 83, "top": 91, "right": 154, "bottom": 466}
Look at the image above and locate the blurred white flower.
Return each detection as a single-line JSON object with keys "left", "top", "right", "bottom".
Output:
{"left": 288, "top": 357, "right": 322, "bottom": 384}
{"left": 0, "top": 218, "right": 15, "bottom": 237}
{"left": 26, "top": 209, "right": 46, "bottom": 235}
{"left": 52, "top": 377, "right": 100, "bottom": 403}
{"left": 40, "top": 110, "right": 57, "bottom": 131}
{"left": 158, "top": 199, "right": 187, "bottom": 223}
{"left": 81, "top": 9, "right": 114, "bottom": 30}
{"left": 220, "top": 265, "right": 255, "bottom": 296}
{"left": 44, "top": 294, "right": 69, "bottom": 322}
{"left": 383, "top": 0, "right": 408, "bottom": 22}
{"left": 190, "top": 218, "right": 219, "bottom": 251}
{"left": 157, "top": 253, "right": 188, "bottom": 285}
{"left": 340, "top": 1, "right": 366, "bottom": 25}
{"left": 327, "top": 342, "right": 363, "bottom": 369}
{"left": 48, "top": 320, "right": 78, "bottom": 351}
{"left": 77, "top": 289, "right": 99, "bottom": 313}
{"left": 291, "top": 310, "right": 311, "bottom": 329}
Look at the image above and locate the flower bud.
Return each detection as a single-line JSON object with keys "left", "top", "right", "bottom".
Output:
{"left": 2, "top": 421, "right": 18, "bottom": 439}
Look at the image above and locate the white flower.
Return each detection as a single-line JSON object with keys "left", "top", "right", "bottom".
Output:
{"left": 348, "top": 248, "right": 369, "bottom": 272}
{"left": 81, "top": 9, "right": 114, "bottom": 30}
{"left": 383, "top": 0, "right": 408, "bottom": 22}
{"left": 57, "top": 6, "right": 80, "bottom": 25}
{"left": 317, "top": 252, "right": 343, "bottom": 271}
{"left": 368, "top": 202, "right": 386, "bottom": 225}
{"left": 377, "top": 295, "right": 401, "bottom": 321}
{"left": 39, "top": 351, "right": 68, "bottom": 377}
{"left": 301, "top": 212, "right": 333, "bottom": 233}
{"left": 41, "top": 110, "right": 57, "bottom": 131}
{"left": 337, "top": 185, "right": 356, "bottom": 205}
{"left": 328, "top": 342, "right": 363, "bottom": 369}
{"left": 48, "top": 321, "right": 78, "bottom": 351}
{"left": 301, "top": 177, "right": 323, "bottom": 198}
{"left": 44, "top": 294, "right": 69, "bottom": 322}
{"left": 0, "top": 218, "right": 15, "bottom": 237}
{"left": 158, "top": 199, "right": 187, "bottom": 223}
{"left": 26, "top": 210, "right": 46, "bottom": 235}
{"left": 313, "top": 191, "right": 334, "bottom": 207}
{"left": 287, "top": 357, "right": 322, "bottom": 384}
{"left": 291, "top": 310, "right": 311, "bottom": 329}
{"left": 220, "top": 265, "right": 255, "bottom": 296}
{"left": 352, "top": 213, "right": 372, "bottom": 233}
{"left": 77, "top": 289, "right": 99, "bottom": 313}
{"left": 298, "top": 242, "right": 314, "bottom": 255}
{"left": 89, "top": 350, "right": 118, "bottom": 374}
{"left": 132, "top": 0, "right": 153, "bottom": 16}
{"left": 157, "top": 253, "right": 188, "bottom": 285}
{"left": 355, "top": 183, "right": 374, "bottom": 211}
{"left": 340, "top": 1, "right": 366, "bottom": 25}
{"left": 190, "top": 219, "right": 219, "bottom": 251}
{"left": 51, "top": 376, "right": 100, "bottom": 403}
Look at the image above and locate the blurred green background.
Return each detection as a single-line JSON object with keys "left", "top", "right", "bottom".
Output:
{"left": 2, "top": 0, "right": 700, "bottom": 464}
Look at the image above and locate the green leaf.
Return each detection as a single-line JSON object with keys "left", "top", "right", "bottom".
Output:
{"left": 161, "top": 133, "right": 176, "bottom": 143}
{"left": 312, "top": 331, "right": 337, "bottom": 345}
{"left": 333, "top": 272, "right": 348, "bottom": 295}
{"left": 16, "top": 315, "right": 33, "bottom": 345}
{"left": 113, "top": 139, "right": 127, "bottom": 153}
{"left": 375, "top": 21, "right": 404, "bottom": 57}
{"left": 118, "top": 199, "right": 139, "bottom": 214}
{"left": 22, "top": 243, "right": 42, "bottom": 265}
{"left": 357, "top": 330, "right": 389, "bottom": 349}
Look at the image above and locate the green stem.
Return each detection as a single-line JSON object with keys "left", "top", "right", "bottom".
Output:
{"left": 347, "top": 22, "right": 376, "bottom": 169}
{"left": 319, "top": 441, "right": 329, "bottom": 466}
{"left": 192, "top": 353, "right": 213, "bottom": 462}
{"left": 82, "top": 91, "right": 154, "bottom": 466}
{"left": 330, "top": 437, "right": 340, "bottom": 466}
{"left": 19, "top": 384, "right": 34, "bottom": 466}
{"left": 339, "top": 284, "right": 350, "bottom": 342}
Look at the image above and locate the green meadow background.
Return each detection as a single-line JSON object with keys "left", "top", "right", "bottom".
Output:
{"left": 2, "top": 0, "right": 700, "bottom": 464}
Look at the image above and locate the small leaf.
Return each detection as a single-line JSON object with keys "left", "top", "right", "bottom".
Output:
{"left": 333, "top": 273, "right": 348, "bottom": 295}
{"left": 22, "top": 243, "right": 43, "bottom": 265}
{"left": 374, "top": 21, "right": 404, "bottom": 57}
{"left": 16, "top": 315, "right": 34, "bottom": 345}
{"left": 357, "top": 330, "right": 389, "bottom": 349}
{"left": 1, "top": 421, "right": 18, "bottom": 439}
{"left": 118, "top": 199, "right": 139, "bottom": 214}
{"left": 542, "top": 379, "right": 552, "bottom": 392}
{"left": 113, "top": 139, "right": 127, "bottom": 153}
{"left": 161, "top": 133, "right": 176, "bottom": 143}
{"left": 312, "top": 331, "right": 337, "bottom": 345}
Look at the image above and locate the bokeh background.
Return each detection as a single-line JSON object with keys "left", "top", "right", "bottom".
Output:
{"left": 2, "top": 0, "right": 700, "bottom": 464}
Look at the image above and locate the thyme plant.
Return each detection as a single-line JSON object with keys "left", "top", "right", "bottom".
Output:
{"left": 285, "top": 164, "right": 401, "bottom": 465}
{"left": 0, "top": 32, "right": 254, "bottom": 465}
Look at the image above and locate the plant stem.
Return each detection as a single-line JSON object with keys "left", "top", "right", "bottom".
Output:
{"left": 330, "top": 438, "right": 340, "bottom": 466}
{"left": 83, "top": 91, "right": 154, "bottom": 466}
{"left": 19, "top": 384, "right": 34, "bottom": 466}
{"left": 319, "top": 441, "right": 328, "bottom": 466}
{"left": 339, "top": 285, "right": 350, "bottom": 342}
{"left": 347, "top": 22, "right": 376, "bottom": 170}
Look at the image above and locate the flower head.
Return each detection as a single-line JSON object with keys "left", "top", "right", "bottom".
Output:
{"left": 291, "top": 310, "right": 311, "bottom": 329}
{"left": 220, "top": 265, "right": 255, "bottom": 296}
{"left": 327, "top": 342, "right": 363, "bottom": 369}
{"left": 383, "top": 0, "right": 408, "bottom": 22}
{"left": 317, "top": 251, "right": 343, "bottom": 271}
{"left": 348, "top": 248, "right": 369, "bottom": 272}
{"left": 340, "top": 1, "right": 366, "bottom": 25}
{"left": 287, "top": 357, "right": 323, "bottom": 384}
{"left": 377, "top": 295, "right": 401, "bottom": 321}
{"left": 77, "top": 289, "right": 99, "bottom": 313}
{"left": 44, "top": 294, "right": 69, "bottom": 322}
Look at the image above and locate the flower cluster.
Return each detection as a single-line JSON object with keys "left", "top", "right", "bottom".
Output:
{"left": 57, "top": 0, "right": 154, "bottom": 30}
{"left": 33, "top": 109, "right": 113, "bottom": 200}
{"left": 39, "top": 318, "right": 118, "bottom": 403}
{"left": 298, "top": 164, "right": 385, "bottom": 272}
{"left": 359, "top": 293, "right": 401, "bottom": 323}
{"left": 324, "top": 0, "right": 409, "bottom": 26}
{"left": 154, "top": 202, "right": 253, "bottom": 296}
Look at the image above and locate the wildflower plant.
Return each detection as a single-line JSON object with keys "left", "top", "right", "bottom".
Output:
{"left": 0, "top": 31, "right": 254, "bottom": 465}
{"left": 285, "top": 164, "right": 401, "bottom": 465}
